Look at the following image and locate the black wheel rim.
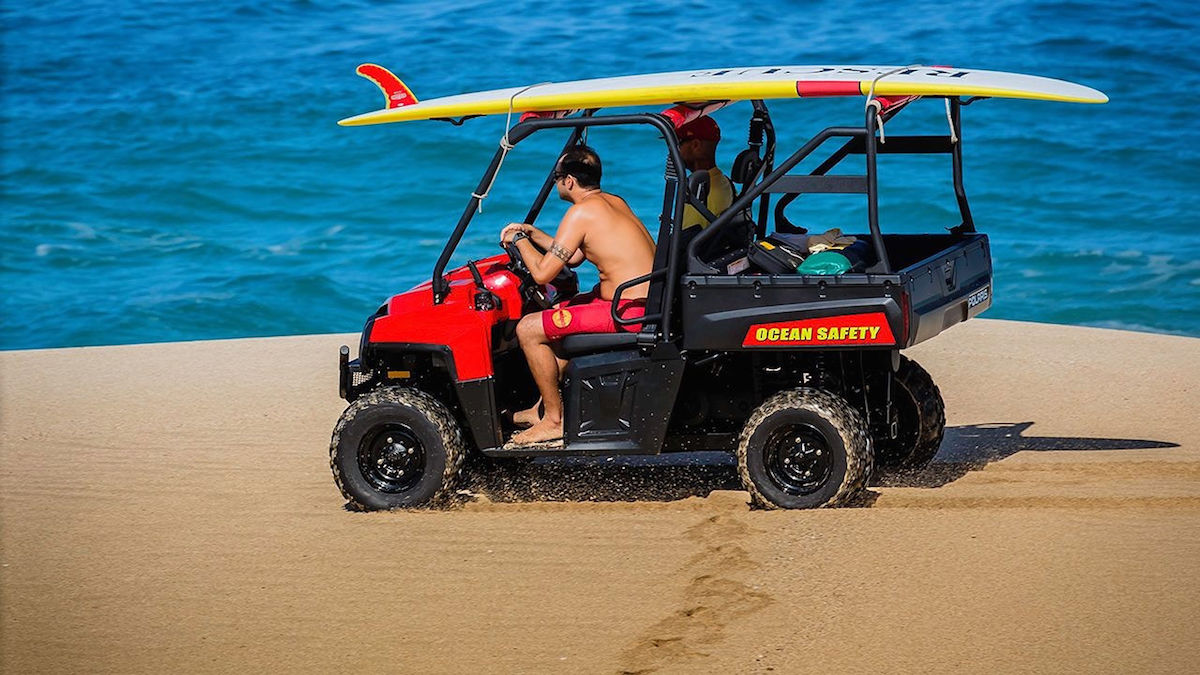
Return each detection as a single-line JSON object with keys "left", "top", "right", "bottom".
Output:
{"left": 358, "top": 424, "right": 425, "bottom": 493}
{"left": 763, "top": 423, "right": 833, "bottom": 496}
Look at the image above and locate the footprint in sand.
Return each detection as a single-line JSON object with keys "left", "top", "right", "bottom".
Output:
{"left": 618, "top": 514, "right": 773, "bottom": 674}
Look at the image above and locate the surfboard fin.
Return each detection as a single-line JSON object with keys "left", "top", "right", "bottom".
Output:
{"left": 355, "top": 64, "right": 418, "bottom": 109}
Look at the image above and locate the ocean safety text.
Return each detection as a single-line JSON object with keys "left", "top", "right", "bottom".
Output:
{"left": 754, "top": 325, "right": 882, "bottom": 343}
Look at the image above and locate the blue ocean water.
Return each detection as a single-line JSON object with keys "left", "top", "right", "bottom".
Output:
{"left": 2, "top": 0, "right": 1198, "bottom": 350}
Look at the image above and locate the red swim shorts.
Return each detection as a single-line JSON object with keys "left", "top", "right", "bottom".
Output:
{"left": 541, "top": 290, "right": 645, "bottom": 340}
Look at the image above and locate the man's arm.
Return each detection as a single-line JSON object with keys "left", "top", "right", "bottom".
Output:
{"left": 503, "top": 222, "right": 586, "bottom": 266}
{"left": 526, "top": 225, "right": 553, "bottom": 250}
{"left": 510, "top": 210, "right": 587, "bottom": 285}
{"left": 531, "top": 224, "right": 586, "bottom": 267}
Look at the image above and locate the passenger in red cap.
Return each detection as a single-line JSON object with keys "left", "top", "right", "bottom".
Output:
{"left": 677, "top": 117, "right": 733, "bottom": 230}
{"left": 678, "top": 116, "right": 721, "bottom": 143}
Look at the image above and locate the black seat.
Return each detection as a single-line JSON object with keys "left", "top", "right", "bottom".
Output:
{"left": 730, "top": 147, "right": 762, "bottom": 198}
{"left": 683, "top": 211, "right": 755, "bottom": 273}
{"left": 687, "top": 169, "right": 713, "bottom": 214}
{"left": 558, "top": 332, "right": 638, "bottom": 356}
{"left": 680, "top": 164, "right": 754, "bottom": 269}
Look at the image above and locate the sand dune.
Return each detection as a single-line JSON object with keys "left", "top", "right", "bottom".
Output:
{"left": 2, "top": 319, "right": 1198, "bottom": 673}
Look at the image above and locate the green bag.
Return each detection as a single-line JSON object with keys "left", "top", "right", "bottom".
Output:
{"left": 797, "top": 250, "right": 852, "bottom": 275}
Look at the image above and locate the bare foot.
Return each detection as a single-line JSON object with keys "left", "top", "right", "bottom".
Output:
{"left": 512, "top": 402, "right": 542, "bottom": 429}
{"left": 510, "top": 417, "right": 563, "bottom": 445}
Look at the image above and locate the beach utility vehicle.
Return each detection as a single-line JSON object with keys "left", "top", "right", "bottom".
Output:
{"left": 330, "top": 65, "right": 1106, "bottom": 510}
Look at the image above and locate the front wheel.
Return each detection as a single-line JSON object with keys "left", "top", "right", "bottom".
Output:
{"left": 737, "top": 388, "right": 872, "bottom": 509}
{"left": 330, "top": 386, "right": 466, "bottom": 510}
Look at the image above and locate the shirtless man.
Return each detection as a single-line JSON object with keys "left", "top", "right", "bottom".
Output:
{"left": 498, "top": 145, "right": 656, "bottom": 445}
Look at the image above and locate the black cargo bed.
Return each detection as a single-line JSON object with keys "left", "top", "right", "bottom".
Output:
{"left": 679, "top": 233, "right": 991, "bottom": 350}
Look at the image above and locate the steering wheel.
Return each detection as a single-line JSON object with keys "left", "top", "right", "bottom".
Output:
{"left": 502, "top": 239, "right": 581, "bottom": 310}
{"left": 503, "top": 240, "right": 552, "bottom": 310}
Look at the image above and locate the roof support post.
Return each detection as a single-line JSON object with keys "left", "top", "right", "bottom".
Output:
{"left": 949, "top": 98, "right": 975, "bottom": 232}
{"left": 654, "top": 148, "right": 683, "bottom": 342}
{"left": 522, "top": 125, "right": 586, "bottom": 225}
{"left": 863, "top": 107, "right": 892, "bottom": 274}
{"left": 752, "top": 101, "right": 776, "bottom": 240}
{"left": 434, "top": 145, "right": 509, "bottom": 303}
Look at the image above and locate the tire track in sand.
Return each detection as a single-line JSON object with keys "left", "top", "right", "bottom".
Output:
{"left": 619, "top": 511, "right": 772, "bottom": 674}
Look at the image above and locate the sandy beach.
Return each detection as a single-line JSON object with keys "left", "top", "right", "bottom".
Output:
{"left": 2, "top": 318, "right": 1198, "bottom": 673}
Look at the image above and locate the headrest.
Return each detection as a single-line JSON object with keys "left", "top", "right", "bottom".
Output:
{"left": 686, "top": 169, "right": 711, "bottom": 201}
{"left": 730, "top": 148, "right": 762, "bottom": 184}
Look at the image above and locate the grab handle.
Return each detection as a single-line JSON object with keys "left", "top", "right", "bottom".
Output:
{"left": 611, "top": 268, "right": 666, "bottom": 326}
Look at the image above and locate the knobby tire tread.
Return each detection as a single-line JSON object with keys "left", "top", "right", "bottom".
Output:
{"left": 894, "top": 356, "right": 946, "bottom": 470}
{"left": 329, "top": 386, "right": 466, "bottom": 510}
{"left": 737, "top": 388, "right": 872, "bottom": 509}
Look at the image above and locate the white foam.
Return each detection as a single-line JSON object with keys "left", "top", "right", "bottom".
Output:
{"left": 67, "top": 222, "right": 97, "bottom": 240}
{"left": 35, "top": 243, "right": 77, "bottom": 257}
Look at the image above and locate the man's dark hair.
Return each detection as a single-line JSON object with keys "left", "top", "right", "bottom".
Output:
{"left": 555, "top": 144, "right": 602, "bottom": 188}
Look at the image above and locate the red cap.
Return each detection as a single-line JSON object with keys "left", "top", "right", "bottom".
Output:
{"left": 677, "top": 116, "right": 720, "bottom": 142}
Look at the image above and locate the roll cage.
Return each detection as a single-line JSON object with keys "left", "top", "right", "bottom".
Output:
{"left": 431, "top": 97, "right": 977, "bottom": 343}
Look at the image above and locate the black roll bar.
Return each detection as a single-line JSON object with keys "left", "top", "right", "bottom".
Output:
{"left": 434, "top": 146, "right": 511, "bottom": 302}
{"left": 862, "top": 107, "right": 891, "bottom": 273}
{"left": 772, "top": 133, "right": 958, "bottom": 231}
{"left": 521, "top": 110, "right": 599, "bottom": 225}
{"left": 654, "top": 149, "right": 685, "bottom": 341}
{"left": 762, "top": 175, "right": 868, "bottom": 194}
{"left": 686, "top": 126, "right": 882, "bottom": 274}
{"left": 432, "top": 113, "right": 690, "bottom": 344}
{"left": 521, "top": 126, "right": 586, "bottom": 226}
{"left": 686, "top": 99, "right": 981, "bottom": 274}
{"left": 949, "top": 98, "right": 975, "bottom": 232}
{"left": 752, "top": 101, "right": 777, "bottom": 239}
{"left": 772, "top": 137, "right": 855, "bottom": 232}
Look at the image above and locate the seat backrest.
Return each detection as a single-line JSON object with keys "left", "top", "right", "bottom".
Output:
{"left": 683, "top": 211, "right": 755, "bottom": 269}
{"left": 730, "top": 148, "right": 762, "bottom": 197}
{"left": 687, "top": 169, "right": 711, "bottom": 205}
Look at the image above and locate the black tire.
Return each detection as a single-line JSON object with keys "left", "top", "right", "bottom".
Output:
{"left": 737, "top": 388, "right": 872, "bottom": 509}
{"left": 873, "top": 356, "right": 946, "bottom": 472}
{"left": 330, "top": 386, "right": 466, "bottom": 510}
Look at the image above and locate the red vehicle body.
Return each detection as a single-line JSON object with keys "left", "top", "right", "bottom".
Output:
{"left": 368, "top": 254, "right": 524, "bottom": 381}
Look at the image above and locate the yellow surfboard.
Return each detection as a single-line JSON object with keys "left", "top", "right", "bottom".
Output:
{"left": 339, "top": 65, "right": 1107, "bottom": 127}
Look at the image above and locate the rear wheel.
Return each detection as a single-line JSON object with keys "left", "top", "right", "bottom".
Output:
{"left": 737, "top": 388, "right": 871, "bottom": 509}
{"left": 873, "top": 356, "right": 945, "bottom": 472}
{"left": 330, "top": 386, "right": 466, "bottom": 510}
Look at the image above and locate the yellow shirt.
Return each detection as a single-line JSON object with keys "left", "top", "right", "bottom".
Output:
{"left": 682, "top": 167, "right": 734, "bottom": 230}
